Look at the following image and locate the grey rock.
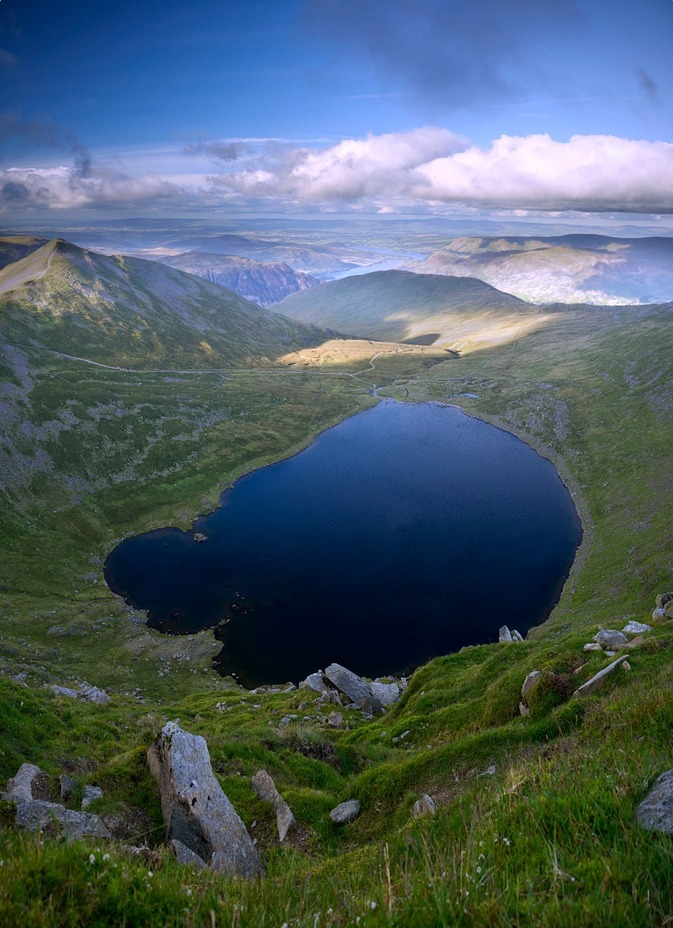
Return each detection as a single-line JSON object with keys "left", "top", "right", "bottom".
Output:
{"left": 521, "top": 670, "right": 542, "bottom": 700}
{"left": 655, "top": 592, "right": 673, "bottom": 609}
{"left": 412, "top": 794, "right": 437, "bottom": 818}
{"left": 329, "top": 799, "right": 361, "bottom": 824}
{"left": 59, "top": 774, "right": 77, "bottom": 802}
{"left": 299, "top": 672, "right": 329, "bottom": 694}
{"left": 583, "top": 643, "right": 602, "bottom": 652}
{"left": 81, "top": 785, "right": 104, "bottom": 810}
{"left": 637, "top": 769, "right": 673, "bottom": 833}
{"left": 370, "top": 681, "right": 401, "bottom": 707}
{"left": 652, "top": 607, "right": 667, "bottom": 622}
{"left": 572, "top": 655, "right": 629, "bottom": 698}
{"left": 51, "top": 685, "right": 79, "bottom": 699}
{"left": 595, "top": 629, "right": 628, "bottom": 649}
{"left": 251, "top": 769, "right": 295, "bottom": 842}
{"left": 327, "top": 711, "right": 344, "bottom": 727}
{"left": 519, "top": 702, "right": 530, "bottom": 717}
{"left": 170, "top": 838, "right": 208, "bottom": 868}
{"left": 147, "top": 720, "right": 261, "bottom": 877}
{"left": 78, "top": 682, "right": 111, "bottom": 705}
{"left": 511, "top": 629, "right": 525, "bottom": 642}
{"left": 2, "top": 763, "right": 42, "bottom": 802}
{"left": 13, "top": 799, "right": 110, "bottom": 839}
{"left": 622, "top": 621, "right": 652, "bottom": 635}
{"left": 325, "top": 663, "right": 382, "bottom": 713}
{"left": 499, "top": 626, "right": 513, "bottom": 643}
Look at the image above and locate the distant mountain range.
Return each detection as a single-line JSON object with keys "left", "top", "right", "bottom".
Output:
{"left": 276, "top": 269, "right": 545, "bottom": 353}
{"left": 403, "top": 235, "right": 673, "bottom": 305}
{"left": 0, "top": 238, "right": 335, "bottom": 370}
{"left": 157, "top": 252, "right": 319, "bottom": 308}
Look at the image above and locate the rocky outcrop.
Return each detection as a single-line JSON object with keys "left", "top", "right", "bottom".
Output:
{"left": 637, "top": 770, "right": 673, "bottom": 833}
{"left": 147, "top": 721, "right": 261, "bottom": 877}
{"left": 2, "top": 763, "right": 110, "bottom": 839}
{"left": 251, "top": 770, "right": 295, "bottom": 842}
{"left": 50, "top": 681, "right": 111, "bottom": 704}
{"left": 299, "top": 664, "right": 404, "bottom": 716}
{"left": 652, "top": 592, "right": 673, "bottom": 622}
{"left": 499, "top": 626, "right": 524, "bottom": 643}
{"left": 329, "top": 799, "right": 361, "bottom": 824}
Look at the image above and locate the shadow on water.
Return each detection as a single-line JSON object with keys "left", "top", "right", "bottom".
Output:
{"left": 104, "top": 400, "right": 582, "bottom": 687}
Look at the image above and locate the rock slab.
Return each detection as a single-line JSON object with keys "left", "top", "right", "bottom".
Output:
{"left": 147, "top": 721, "right": 261, "bottom": 876}
{"left": 637, "top": 770, "right": 673, "bottom": 834}
{"left": 251, "top": 769, "right": 295, "bottom": 842}
{"left": 325, "top": 663, "right": 382, "bottom": 713}
{"left": 572, "top": 655, "right": 629, "bottom": 698}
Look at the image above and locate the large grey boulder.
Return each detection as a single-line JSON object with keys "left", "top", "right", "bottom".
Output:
{"left": 572, "top": 655, "right": 629, "bottom": 698}
{"left": 370, "top": 681, "right": 401, "bottom": 707}
{"left": 325, "top": 663, "right": 382, "bottom": 713}
{"left": 299, "top": 672, "right": 329, "bottom": 694}
{"left": 637, "top": 770, "right": 673, "bottom": 833}
{"left": 147, "top": 721, "right": 261, "bottom": 877}
{"left": 329, "top": 799, "right": 361, "bottom": 824}
{"left": 251, "top": 770, "right": 295, "bottom": 841}
{"left": 2, "top": 763, "right": 42, "bottom": 802}
{"left": 622, "top": 621, "right": 652, "bottom": 635}
{"left": 498, "top": 626, "right": 514, "bottom": 643}
{"left": 595, "top": 629, "right": 628, "bottom": 649}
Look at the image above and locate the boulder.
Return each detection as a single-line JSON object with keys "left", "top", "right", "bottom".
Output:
{"left": 370, "top": 681, "right": 401, "bottom": 707}
{"left": 251, "top": 769, "right": 295, "bottom": 842}
{"left": 2, "top": 763, "right": 42, "bottom": 802}
{"left": 81, "top": 785, "right": 104, "bottom": 810}
{"left": 324, "top": 663, "right": 382, "bottom": 713}
{"left": 583, "top": 643, "right": 602, "bottom": 652}
{"left": 519, "top": 670, "right": 542, "bottom": 716}
{"left": 78, "top": 682, "right": 111, "bottom": 705}
{"left": 595, "top": 630, "right": 628, "bottom": 649}
{"left": 637, "top": 770, "right": 673, "bottom": 834}
{"left": 51, "top": 685, "right": 79, "bottom": 699}
{"left": 412, "top": 794, "right": 437, "bottom": 818}
{"left": 511, "top": 629, "right": 525, "bottom": 642}
{"left": 299, "top": 672, "right": 329, "bottom": 694}
{"left": 329, "top": 799, "right": 361, "bottom": 824}
{"left": 622, "top": 621, "right": 652, "bottom": 635}
{"left": 655, "top": 592, "right": 673, "bottom": 609}
{"left": 147, "top": 721, "right": 261, "bottom": 877}
{"left": 572, "top": 655, "right": 629, "bottom": 698}
{"left": 498, "top": 626, "right": 513, "bottom": 643}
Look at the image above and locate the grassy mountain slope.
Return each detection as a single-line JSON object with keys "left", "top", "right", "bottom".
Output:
{"left": 0, "top": 234, "right": 49, "bottom": 270}
{"left": 405, "top": 234, "right": 673, "bottom": 305}
{"left": 0, "top": 239, "right": 335, "bottom": 369}
{"left": 277, "top": 269, "right": 543, "bottom": 351}
{"left": 0, "top": 243, "right": 673, "bottom": 925}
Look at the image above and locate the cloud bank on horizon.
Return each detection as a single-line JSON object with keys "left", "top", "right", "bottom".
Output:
{"left": 0, "top": 0, "right": 671, "bottom": 220}
{"left": 2, "top": 128, "right": 673, "bottom": 216}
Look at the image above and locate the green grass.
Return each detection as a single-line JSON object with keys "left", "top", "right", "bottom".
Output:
{"left": 1, "top": 261, "right": 672, "bottom": 925}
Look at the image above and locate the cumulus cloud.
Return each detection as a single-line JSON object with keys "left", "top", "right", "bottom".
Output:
{"left": 213, "top": 127, "right": 466, "bottom": 201}
{"left": 211, "top": 130, "right": 673, "bottom": 213}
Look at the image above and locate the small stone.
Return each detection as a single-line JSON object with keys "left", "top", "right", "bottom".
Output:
{"left": 412, "top": 794, "right": 437, "bottom": 818}
{"left": 59, "top": 775, "right": 77, "bottom": 802}
{"left": 519, "top": 702, "right": 530, "bottom": 717}
{"left": 583, "top": 643, "right": 602, "bottom": 652}
{"left": 637, "top": 769, "right": 673, "bottom": 833}
{"left": 78, "top": 682, "right": 111, "bottom": 705}
{"left": 484, "top": 764, "right": 497, "bottom": 776}
{"left": 622, "top": 621, "right": 652, "bottom": 635}
{"left": 626, "top": 635, "right": 647, "bottom": 649}
{"left": 329, "top": 799, "right": 361, "bottom": 824}
{"left": 327, "top": 711, "right": 344, "bottom": 728}
{"left": 621, "top": 661, "right": 632, "bottom": 671}
{"left": 652, "top": 608, "right": 667, "bottom": 622}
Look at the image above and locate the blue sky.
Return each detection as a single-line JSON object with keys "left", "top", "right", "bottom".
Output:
{"left": 1, "top": 0, "right": 672, "bottom": 222}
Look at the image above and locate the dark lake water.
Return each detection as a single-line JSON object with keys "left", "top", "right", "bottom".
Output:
{"left": 105, "top": 401, "right": 582, "bottom": 687}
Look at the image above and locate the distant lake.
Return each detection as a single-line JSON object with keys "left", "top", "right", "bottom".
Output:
{"left": 104, "top": 401, "right": 582, "bottom": 687}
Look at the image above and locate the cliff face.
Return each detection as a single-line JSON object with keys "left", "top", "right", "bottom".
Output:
{"left": 160, "top": 252, "right": 319, "bottom": 307}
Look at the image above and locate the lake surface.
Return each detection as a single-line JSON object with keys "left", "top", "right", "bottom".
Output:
{"left": 105, "top": 401, "right": 582, "bottom": 687}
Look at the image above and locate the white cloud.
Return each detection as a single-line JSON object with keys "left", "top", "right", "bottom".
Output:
{"left": 210, "top": 130, "right": 673, "bottom": 213}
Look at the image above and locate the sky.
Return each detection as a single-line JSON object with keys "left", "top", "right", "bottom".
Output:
{"left": 1, "top": 0, "right": 673, "bottom": 226}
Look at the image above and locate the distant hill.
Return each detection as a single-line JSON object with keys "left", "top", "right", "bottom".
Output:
{"left": 0, "top": 239, "right": 336, "bottom": 369}
{"left": 158, "top": 252, "right": 319, "bottom": 308}
{"left": 277, "top": 269, "right": 539, "bottom": 352}
{"left": 0, "top": 235, "right": 49, "bottom": 271}
{"left": 403, "top": 235, "right": 673, "bottom": 305}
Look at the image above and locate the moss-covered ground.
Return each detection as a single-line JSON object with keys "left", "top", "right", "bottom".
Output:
{"left": 1, "top": 297, "right": 672, "bottom": 926}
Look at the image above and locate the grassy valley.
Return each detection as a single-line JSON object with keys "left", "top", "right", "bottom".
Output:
{"left": 0, "top": 238, "right": 672, "bottom": 926}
